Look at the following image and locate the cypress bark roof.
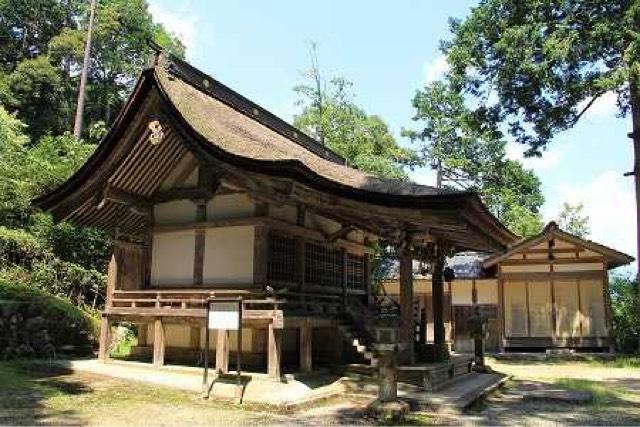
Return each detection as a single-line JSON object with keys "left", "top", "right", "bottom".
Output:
{"left": 34, "top": 52, "right": 517, "bottom": 250}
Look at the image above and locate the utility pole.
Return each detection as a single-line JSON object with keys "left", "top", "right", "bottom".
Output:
{"left": 73, "top": 0, "right": 97, "bottom": 139}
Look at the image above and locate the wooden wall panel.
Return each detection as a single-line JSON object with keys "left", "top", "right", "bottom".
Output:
{"left": 476, "top": 279, "right": 498, "bottom": 304}
{"left": 554, "top": 280, "right": 581, "bottom": 338}
{"left": 527, "top": 281, "right": 552, "bottom": 337}
{"left": 579, "top": 279, "right": 607, "bottom": 337}
{"left": 451, "top": 280, "right": 473, "bottom": 305}
{"left": 504, "top": 281, "right": 528, "bottom": 337}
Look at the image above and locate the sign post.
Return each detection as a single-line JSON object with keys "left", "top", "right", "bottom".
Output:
{"left": 202, "top": 297, "right": 243, "bottom": 400}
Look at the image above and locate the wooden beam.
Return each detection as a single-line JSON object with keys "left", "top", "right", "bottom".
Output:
{"left": 216, "top": 330, "right": 229, "bottom": 374}
{"left": 500, "top": 256, "right": 605, "bottom": 266}
{"left": 153, "top": 317, "right": 165, "bottom": 366}
{"left": 327, "top": 225, "right": 356, "bottom": 243}
{"left": 98, "top": 185, "right": 152, "bottom": 217}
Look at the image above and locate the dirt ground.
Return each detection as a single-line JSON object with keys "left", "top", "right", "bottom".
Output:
{"left": 1, "top": 357, "right": 640, "bottom": 426}
{"left": 0, "top": 361, "right": 373, "bottom": 426}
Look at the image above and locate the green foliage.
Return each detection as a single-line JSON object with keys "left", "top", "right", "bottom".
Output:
{"left": 0, "top": 107, "right": 108, "bottom": 309}
{"left": 405, "top": 80, "right": 544, "bottom": 236}
{"left": 0, "top": 0, "right": 185, "bottom": 140}
{"left": 0, "top": 106, "right": 95, "bottom": 228}
{"left": 609, "top": 274, "right": 640, "bottom": 353}
{"left": 294, "top": 75, "right": 419, "bottom": 179}
{"left": 45, "top": 223, "right": 111, "bottom": 272}
{"left": 0, "top": 226, "right": 48, "bottom": 269}
{"left": 0, "top": 56, "right": 69, "bottom": 140}
{"left": 0, "top": 0, "right": 69, "bottom": 70}
{"left": 29, "top": 259, "right": 106, "bottom": 309}
{"left": 557, "top": 202, "right": 590, "bottom": 238}
{"left": 442, "top": 0, "right": 638, "bottom": 155}
{"left": 0, "top": 278, "right": 99, "bottom": 358}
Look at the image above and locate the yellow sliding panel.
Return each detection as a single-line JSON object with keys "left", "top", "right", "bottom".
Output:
{"left": 527, "top": 280, "right": 553, "bottom": 337}
{"left": 554, "top": 280, "right": 581, "bottom": 338}
{"left": 504, "top": 280, "right": 528, "bottom": 337}
{"left": 579, "top": 279, "right": 607, "bottom": 337}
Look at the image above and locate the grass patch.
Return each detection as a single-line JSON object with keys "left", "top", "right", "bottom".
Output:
{"left": 554, "top": 378, "right": 624, "bottom": 407}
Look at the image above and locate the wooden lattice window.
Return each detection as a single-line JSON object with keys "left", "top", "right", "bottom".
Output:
{"left": 346, "top": 253, "right": 365, "bottom": 290}
{"left": 305, "top": 242, "right": 342, "bottom": 287}
{"left": 268, "top": 233, "right": 297, "bottom": 284}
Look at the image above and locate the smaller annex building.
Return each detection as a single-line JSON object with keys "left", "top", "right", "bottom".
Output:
{"left": 384, "top": 222, "right": 634, "bottom": 352}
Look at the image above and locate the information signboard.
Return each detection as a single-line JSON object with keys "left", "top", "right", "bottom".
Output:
{"left": 208, "top": 301, "right": 241, "bottom": 330}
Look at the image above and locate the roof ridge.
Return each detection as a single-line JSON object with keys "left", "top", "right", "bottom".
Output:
{"left": 157, "top": 53, "right": 347, "bottom": 165}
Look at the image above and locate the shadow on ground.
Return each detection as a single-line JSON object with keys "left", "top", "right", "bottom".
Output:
{"left": 0, "top": 360, "right": 91, "bottom": 426}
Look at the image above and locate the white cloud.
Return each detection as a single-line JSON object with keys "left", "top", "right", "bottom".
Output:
{"left": 578, "top": 91, "right": 619, "bottom": 122}
{"left": 543, "top": 170, "right": 637, "bottom": 268}
{"left": 148, "top": 1, "right": 199, "bottom": 57}
{"left": 423, "top": 55, "right": 449, "bottom": 84}
{"left": 506, "top": 141, "right": 568, "bottom": 172}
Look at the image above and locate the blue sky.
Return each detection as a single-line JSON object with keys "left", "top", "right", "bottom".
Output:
{"left": 148, "top": 0, "right": 636, "bottom": 272}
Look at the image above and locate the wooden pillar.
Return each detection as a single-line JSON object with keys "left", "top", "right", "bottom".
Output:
{"left": 602, "top": 271, "right": 615, "bottom": 352}
{"left": 299, "top": 319, "right": 313, "bottom": 373}
{"left": 398, "top": 246, "right": 414, "bottom": 364}
{"left": 341, "top": 248, "right": 348, "bottom": 308}
{"left": 268, "top": 323, "right": 282, "bottom": 379}
{"left": 189, "top": 326, "right": 201, "bottom": 349}
{"left": 106, "top": 255, "right": 117, "bottom": 307}
{"left": 497, "top": 272, "right": 506, "bottom": 353}
{"left": 432, "top": 245, "right": 448, "bottom": 363}
{"left": 98, "top": 314, "right": 110, "bottom": 362}
{"left": 137, "top": 322, "right": 148, "bottom": 346}
{"left": 216, "top": 330, "right": 229, "bottom": 374}
{"left": 253, "top": 224, "right": 269, "bottom": 286}
{"left": 193, "top": 200, "right": 206, "bottom": 286}
{"left": 153, "top": 317, "right": 165, "bottom": 367}
{"left": 364, "top": 252, "right": 372, "bottom": 306}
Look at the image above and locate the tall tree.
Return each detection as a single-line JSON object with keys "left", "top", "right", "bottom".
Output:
{"left": 440, "top": 0, "right": 640, "bottom": 277}
{"left": 557, "top": 202, "right": 590, "bottom": 237}
{"left": 294, "top": 73, "right": 418, "bottom": 179}
{"left": 405, "top": 80, "right": 544, "bottom": 236}
{"left": 0, "top": 0, "right": 185, "bottom": 140}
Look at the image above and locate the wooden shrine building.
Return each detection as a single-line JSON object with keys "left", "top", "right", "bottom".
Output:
{"left": 383, "top": 222, "right": 633, "bottom": 353}
{"left": 35, "top": 52, "right": 515, "bottom": 377}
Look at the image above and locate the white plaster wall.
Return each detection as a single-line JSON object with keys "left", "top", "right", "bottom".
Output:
{"left": 202, "top": 226, "right": 254, "bottom": 285}
{"left": 207, "top": 194, "right": 254, "bottom": 221}
{"left": 154, "top": 200, "right": 197, "bottom": 225}
{"left": 151, "top": 231, "right": 195, "bottom": 286}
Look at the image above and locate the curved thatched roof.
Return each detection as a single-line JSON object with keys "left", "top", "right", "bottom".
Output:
{"left": 35, "top": 53, "right": 516, "bottom": 250}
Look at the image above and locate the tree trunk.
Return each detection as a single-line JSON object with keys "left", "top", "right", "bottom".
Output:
{"left": 630, "top": 78, "right": 640, "bottom": 288}
{"left": 73, "top": 0, "right": 97, "bottom": 139}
